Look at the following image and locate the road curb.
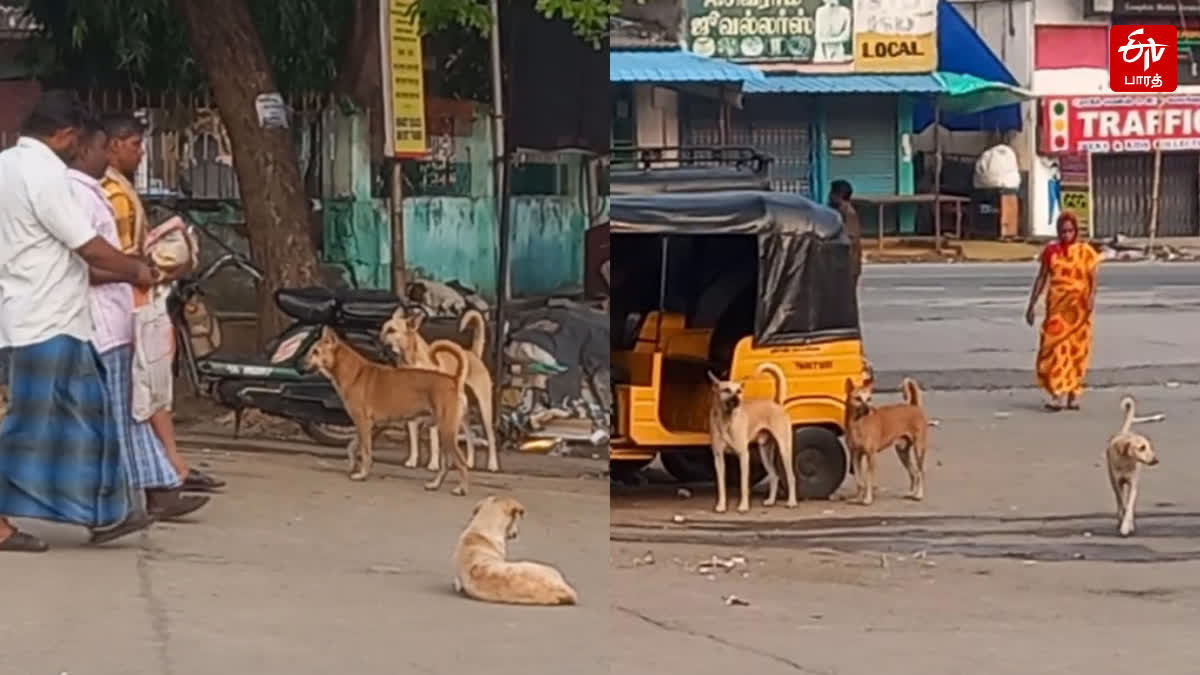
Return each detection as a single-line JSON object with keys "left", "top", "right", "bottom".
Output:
{"left": 177, "top": 432, "right": 610, "bottom": 480}
{"left": 871, "top": 365, "right": 1200, "bottom": 392}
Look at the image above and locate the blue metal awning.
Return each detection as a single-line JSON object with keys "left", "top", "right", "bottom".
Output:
{"left": 913, "top": 1, "right": 1023, "bottom": 132}
{"left": 610, "top": 49, "right": 765, "bottom": 84}
{"left": 743, "top": 74, "right": 942, "bottom": 94}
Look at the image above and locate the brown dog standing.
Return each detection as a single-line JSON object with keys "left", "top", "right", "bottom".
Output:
{"left": 843, "top": 377, "right": 929, "bottom": 506}
{"left": 305, "top": 326, "right": 472, "bottom": 496}
{"left": 380, "top": 308, "right": 498, "bottom": 473}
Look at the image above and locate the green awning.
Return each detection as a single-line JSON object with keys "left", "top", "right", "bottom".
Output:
{"left": 934, "top": 71, "right": 1035, "bottom": 115}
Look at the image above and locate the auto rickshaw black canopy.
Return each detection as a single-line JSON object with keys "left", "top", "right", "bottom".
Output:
{"left": 610, "top": 190, "right": 860, "bottom": 345}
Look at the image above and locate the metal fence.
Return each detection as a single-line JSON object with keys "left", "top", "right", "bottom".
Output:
{"left": 2, "top": 90, "right": 348, "bottom": 201}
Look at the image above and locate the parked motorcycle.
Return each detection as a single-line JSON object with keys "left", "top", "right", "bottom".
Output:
{"left": 169, "top": 251, "right": 401, "bottom": 447}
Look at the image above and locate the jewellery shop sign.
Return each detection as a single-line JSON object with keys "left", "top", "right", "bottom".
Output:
{"left": 686, "top": 0, "right": 854, "bottom": 65}
{"left": 1040, "top": 96, "right": 1200, "bottom": 154}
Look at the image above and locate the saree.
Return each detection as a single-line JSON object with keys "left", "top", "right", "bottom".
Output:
{"left": 1035, "top": 242, "right": 1100, "bottom": 398}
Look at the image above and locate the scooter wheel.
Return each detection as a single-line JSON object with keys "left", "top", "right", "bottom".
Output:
{"left": 302, "top": 421, "right": 357, "bottom": 447}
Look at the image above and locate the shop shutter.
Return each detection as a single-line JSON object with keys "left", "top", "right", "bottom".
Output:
{"left": 683, "top": 96, "right": 813, "bottom": 196}
{"left": 823, "top": 97, "right": 898, "bottom": 198}
{"left": 1092, "top": 152, "right": 1198, "bottom": 238}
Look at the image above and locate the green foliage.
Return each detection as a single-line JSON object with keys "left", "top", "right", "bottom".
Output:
{"left": 21, "top": 0, "right": 615, "bottom": 94}
{"left": 22, "top": 0, "right": 350, "bottom": 92}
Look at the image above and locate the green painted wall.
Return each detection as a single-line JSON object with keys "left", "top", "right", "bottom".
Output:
{"left": 403, "top": 195, "right": 588, "bottom": 300}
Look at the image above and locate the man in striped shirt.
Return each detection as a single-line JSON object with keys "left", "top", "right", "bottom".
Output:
{"left": 70, "top": 116, "right": 208, "bottom": 521}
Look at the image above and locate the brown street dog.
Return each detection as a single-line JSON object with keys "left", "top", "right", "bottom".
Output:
{"left": 453, "top": 495, "right": 578, "bottom": 606}
{"left": 1106, "top": 395, "right": 1160, "bottom": 537}
{"left": 843, "top": 377, "right": 929, "bottom": 506}
{"left": 707, "top": 363, "right": 797, "bottom": 514}
{"left": 305, "top": 326, "right": 472, "bottom": 495}
{"left": 380, "top": 308, "right": 499, "bottom": 474}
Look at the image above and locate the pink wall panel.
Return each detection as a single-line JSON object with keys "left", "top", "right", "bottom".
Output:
{"left": 1035, "top": 25, "right": 1109, "bottom": 70}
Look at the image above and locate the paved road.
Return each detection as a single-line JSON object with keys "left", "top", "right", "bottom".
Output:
{"left": 861, "top": 261, "right": 1200, "bottom": 390}
{"left": 2, "top": 450, "right": 608, "bottom": 675}
{"left": 611, "top": 385, "right": 1200, "bottom": 674}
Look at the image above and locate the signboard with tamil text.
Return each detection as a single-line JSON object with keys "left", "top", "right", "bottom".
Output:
{"left": 381, "top": 0, "right": 428, "bottom": 158}
{"left": 852, "top": 0, "right": 936, "bottom": 73}
{"left": 685, "top": 0, "right": 853, "bottom": 65}
{"left": 1040, "top": 95, "right": 1200, "bottom": 154}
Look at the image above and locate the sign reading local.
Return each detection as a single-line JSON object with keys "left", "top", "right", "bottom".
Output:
{"left": 685, "top": 0, "right": 853, "bottom": 64}
{"left": 1040, "top": 96, "right": 1200, "bottom": 154}
{"left": 852, "top": 0, "right": 936, "bottom": 72}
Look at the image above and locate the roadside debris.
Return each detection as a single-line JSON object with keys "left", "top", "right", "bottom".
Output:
{"left": 633, "top": 551, "right": 656, "bottom": 567}
{"left": 672, "top": 514, "right": 687, "bottom": 524}
{"left": 676, "top": 488, "right": 693, "bottom": 499}
{"left": 696, "top": 555, "right": 747, "bottom": 575}
{"left": 723, "top": 594, "right": 750, "bottom": 607}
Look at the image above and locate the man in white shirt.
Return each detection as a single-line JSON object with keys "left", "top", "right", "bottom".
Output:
{"left": 0, "top": 91, "right": 160, "bottom": 552}
{"left": 69, "top": 117, "right": 210, "bottom": 525}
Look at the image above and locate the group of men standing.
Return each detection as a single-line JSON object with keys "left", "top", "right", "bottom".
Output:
{"left": 0, "top": 90, "right": 224, "bottom": 553}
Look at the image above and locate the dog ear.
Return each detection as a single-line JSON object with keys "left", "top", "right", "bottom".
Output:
{"left": 845, "top": 377, "right": 855, "bottom": 394}
{"left": 406, "top": 312, "right": 424, "bottom": 330}
{"left": 707, "top": 371, "right": 721, "bottom": 386}
{"left": 506, "top": 500, "right": 526, "bottom": 521}
{"left": 320, "top": 325, "right": 335, "bottom": 341}
{"left": 471, "top": 497, "right": 490, "bottom": 516}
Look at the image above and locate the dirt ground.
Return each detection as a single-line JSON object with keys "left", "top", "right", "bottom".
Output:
{"left": 2, "top": 450, "right": 608, "bottom": 675}
{"left": 611, "top": 385, "right": 1200, "bottom": 675}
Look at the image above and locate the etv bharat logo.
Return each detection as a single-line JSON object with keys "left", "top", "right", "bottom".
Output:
{"left": 1110, "top": 25, "right": 1177, "bottom": 93}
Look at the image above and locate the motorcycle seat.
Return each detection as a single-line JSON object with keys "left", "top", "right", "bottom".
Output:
{"left": 275, "top": 287, "right": 404, "bottom": 327}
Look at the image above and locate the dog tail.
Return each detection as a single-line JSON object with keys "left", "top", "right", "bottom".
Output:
{"left": 1120, "top": 395, "right": 1136, "bottom": 434}
{"left": 431, "top": 343, "right": 468, "bottom": 392}
{"left": 902, "top": 378, "right": 922, "bottom": 408}
{"left": 754, "top": 362, "right": 788, "bottom": 404}
{"left": 459, "top": 309, "right": 487, "bottom": 359}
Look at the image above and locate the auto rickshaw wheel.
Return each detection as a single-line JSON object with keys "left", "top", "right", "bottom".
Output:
{"left": 791, "top": 426, "right": 848, "bottom": 500}
{"left": 660, "top": 449, "right": 768, "bottom": 487}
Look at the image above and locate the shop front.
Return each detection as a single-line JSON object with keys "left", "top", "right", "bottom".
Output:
{"left": 1039, "top": 96, "right": 1200, "bottom": 238}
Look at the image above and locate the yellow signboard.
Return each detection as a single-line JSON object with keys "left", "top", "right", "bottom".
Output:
{"left": 386, "top": 0, "right": 427, "bottom": 158}
{"left": 852, "top": 0, "right": 938, "bottom": 73}
{"left": 1061, "top": 189, "right": 1091, "bottom": 235}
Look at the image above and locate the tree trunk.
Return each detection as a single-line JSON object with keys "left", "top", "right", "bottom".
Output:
{"left": 174, "top": 0, "right": 320, "bottom": 347}
{"left": 335, "top": 0, "right": 385, "bottom": 160}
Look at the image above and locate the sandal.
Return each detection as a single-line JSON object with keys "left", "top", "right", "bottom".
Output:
{"left": 1043, "top": 402, "right": 1063, "bottom": 412}
{"left": 0, "top": 530, "right": 48, "bottom": 552}
{"left": 183, "top": 469, "right": 226, "bottom": 492}
{"left": 150, "top": 492, "right": 210, "bottom": 522}
{"left": 89, "top": 512, "right": 155, "bottom": 545}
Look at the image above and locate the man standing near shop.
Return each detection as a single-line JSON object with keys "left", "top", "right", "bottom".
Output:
{"left": 101, "top": 112, "right": 225, "bottom": 494}
{"left": 0, "top": 91, "right": 159, "bottom": 552}
{"left": 829, "top": 179, "right": 863, "bottom": 289}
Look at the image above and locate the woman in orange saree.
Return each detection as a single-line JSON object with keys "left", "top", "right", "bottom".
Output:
{"left": 1025, "top": 212, "right": 1099, "bottom": 411}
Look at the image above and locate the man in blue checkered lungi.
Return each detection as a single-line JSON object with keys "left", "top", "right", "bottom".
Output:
{"left": 0, "top": 92, "right": 162, "bottom": 552}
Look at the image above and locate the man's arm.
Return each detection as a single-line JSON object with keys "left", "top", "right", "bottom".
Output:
{"left": 33, "top": 173, "right": 156, "bottom": 285}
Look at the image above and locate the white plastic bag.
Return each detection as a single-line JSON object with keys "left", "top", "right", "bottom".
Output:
{"left": 145, "top": 216, "right": 198, "bottom": 273}
{"left": 973, "top": 144, "right": 1021, "bottom": 190}
{"left": 131, "top": 285, "right": 174, "bottom": 422}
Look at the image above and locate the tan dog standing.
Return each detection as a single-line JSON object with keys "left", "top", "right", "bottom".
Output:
{"left": 843, "top": 377, "right": 929, "bottom": 506}
{"left": 1106, "top": 395, "right": 1160, "bottom": 537}
{"left": 707, "top": 363, "right": 797, "bottom": 514}
{"left": 305, "top": 326, "right": 472, "bottom": 495}
{"left": 380, "top": 308, "right": 499, "bottom": 473}
{"left": 453, "top": 495, "right": 578, "bottom": 605}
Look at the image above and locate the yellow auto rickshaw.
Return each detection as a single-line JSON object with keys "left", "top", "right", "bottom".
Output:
{"left": 609, "top": 187, "right": 867, "bottom": 499}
